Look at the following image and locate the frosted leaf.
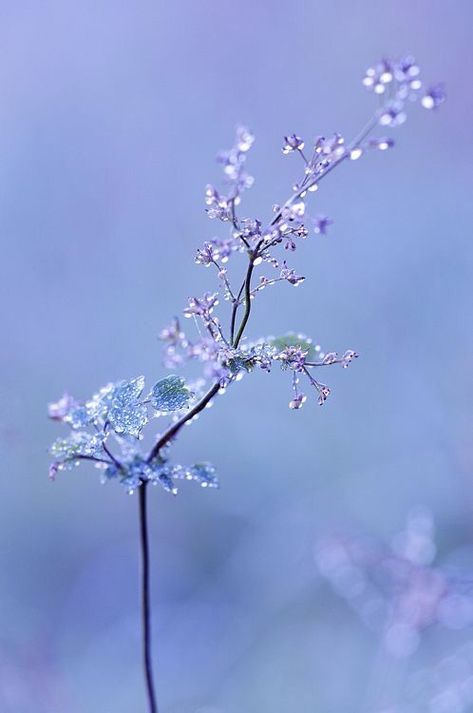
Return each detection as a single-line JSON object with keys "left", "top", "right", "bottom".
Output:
{"left": 84, "top": 383, "right": 115, "bottom": 424}
{"left": 269, "top": 334, "right": 316, "bottom": 360}
{"left": 158, "top": 472, "right": 178, "bottom": 496}
{"left": 151, "top": 375, "right": 192, "bottom": 413}
{"left": 107, "top": 377, "right": 147, "bottom": 438}
{"left": 111, "top": 376, "right": 145, "bottom": 405}
{"left": 146, "top": 460, "right": 179, "bottom": 495}
{"left": 65, "top": 404, "right": 94, "bottom": 429}
{"left": 226, "top": 355, "right": 253, "bottom": 375}
{"left": 188, "top": 463, "right": 219, "bottom": 489}
{"left": 108, "top": 403, "right": 147, "bottom": 437}
{"left": 172, "top": 462, "right": 219, "bottom": 489}
{"left": 48, "top": 394, "right": 96, "bottom": 430}
{"left": 50, "top": 431, "right": 103, "bottom": 469}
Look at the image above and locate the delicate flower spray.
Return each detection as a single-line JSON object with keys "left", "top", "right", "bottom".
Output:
{"left": 47, "top": 57, "right": 444, "bottom": 712}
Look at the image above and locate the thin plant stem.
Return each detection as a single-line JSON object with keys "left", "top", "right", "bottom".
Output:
{"left": 139, "top": 481, "right": 158, "bottom": 713}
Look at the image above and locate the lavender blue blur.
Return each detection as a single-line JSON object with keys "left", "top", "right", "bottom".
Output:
{"left": 1, "top": 2, "right": 471, "bottom": 712}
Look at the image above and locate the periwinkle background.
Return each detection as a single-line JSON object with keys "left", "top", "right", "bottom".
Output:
{"left": 0, "top": 1, "right": 472, "bottom": 711}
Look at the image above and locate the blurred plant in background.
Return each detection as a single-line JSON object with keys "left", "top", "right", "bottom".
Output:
{"left": 47, "top": 56, "right": 444, "bottom": 712}
{"left": 316, "top": 508, "right": 473, "bottom": 659}
{"left": 316, "top": 509, "right": 473, "bottom": 713}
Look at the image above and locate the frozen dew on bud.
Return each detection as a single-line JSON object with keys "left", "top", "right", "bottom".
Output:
{"left": 368, "top": 137, "right": 395, "bottom": 152}
{"left": 280, "top": 261, "right": 305, "bottom": 286}
{"left": 341, "top": 349, "right": 358, "bottom": 368}
{"left": 289, "top": 393, "right": 307, "bottom": 410}
{"left": 422, "top": 84, "right": 446, "bottom": 110}
{"left": 313, "top": 215, "right": 333, "bottom": 235}
{"left": 349, "top": 147, "right": 363, "bottom": 161}
{"left": 183, "top": 293, "right": 219, "bottom": 321}
{"left": 235, "top": 125, "right": 255, "bottom": 153}
{"left": 379, "top": 101, "right": 407, "bottom": 127}
{"left": 316, "top": 383, "right": 331, "bottom": 405}
{"left": 282, "top": 134, "right": 305, "bottom": 154}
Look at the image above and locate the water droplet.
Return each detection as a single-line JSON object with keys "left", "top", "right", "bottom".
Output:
{"left": 349, "top": 148, "right": 363, "bottom": 161}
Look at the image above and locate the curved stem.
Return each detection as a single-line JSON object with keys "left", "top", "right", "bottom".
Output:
{"left": 147, "top": 382, "right": 220, "bottom": 463}
{"left": 232, "top": 257, "right": 255, "bottom": 348}
{"left": 139, "top": 482, "right": 158, "bottom": 713}
{"left": 270, "top": 113, "right": 379, "bottom": 227}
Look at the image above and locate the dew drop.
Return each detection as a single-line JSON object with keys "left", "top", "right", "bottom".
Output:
{"left": 349, "top": 148, "right": 363, "bottom": 161}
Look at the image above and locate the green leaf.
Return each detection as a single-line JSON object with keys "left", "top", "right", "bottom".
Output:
{"left": 151, "top": 375, "right": 192, "bottom": 413}
{"left": 226, "top": 356, "right": 254, "bottom": 375}
{"left": 268, "top": 333, "right": 316, "bottom": 359}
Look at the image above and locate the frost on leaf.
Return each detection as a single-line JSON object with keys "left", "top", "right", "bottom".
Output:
{"left": 50, "top": 431, "right": 103, "bottom": 472}
{"left": 107, "top": 376, "right": 148, "bottom": 438}
{"left": 186, "top": 463, "right": 219, "bottom": 489}
{"left": 269, "top": 334, "right": 316, "bottom": 359}
{"left": 151, "top": 375, "right": 193, "bottom": 413}
{"left": 171, "top": 462, "right": 219, "bottom": 490}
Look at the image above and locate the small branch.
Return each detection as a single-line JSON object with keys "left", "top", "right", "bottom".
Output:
{"left": 210, "top": 258, "right": 237, "bottom": 303}
{"left": 232, "top": 256, "right": 256, "bottom": 348}
{"left": 75, "top": 454, "right": 112, "bottom": 465}
{"left": 139, "top": 482, "right": 159, "bottom": 713}
{"left": 102, "top": 442, "right": 123, "bottom": 470}
{"left": 230, "top": 279, "right": 246, "bottom": 343}
{"left": 270, "top": 113, "right": 379, "bottom": 228}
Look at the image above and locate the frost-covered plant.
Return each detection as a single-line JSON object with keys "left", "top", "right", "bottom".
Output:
{"left": 47, "top": 57, "right": 444, "bottom": 712}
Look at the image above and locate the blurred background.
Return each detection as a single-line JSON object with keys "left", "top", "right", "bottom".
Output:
{"left": 0, "top": 1, "right": 472, "bottom": 711}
